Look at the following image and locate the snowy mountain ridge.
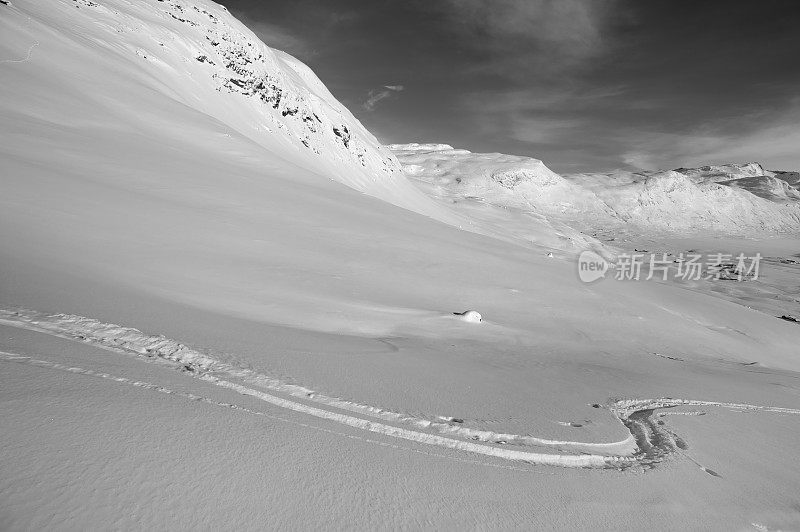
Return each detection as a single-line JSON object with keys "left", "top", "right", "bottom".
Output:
{"left": 7, "top": 0, "right": 795, "bottom": 238}
{"left": 388, "top": 143, "right": 614, "bottom": 218}
{"left": 674, "top": 162, "right": 773, "bottom": 182}
{"left": 390, "top": 144, "right": 800, "bottom": 235}
{"left": 572, "top": 169, "right": 800, "bottom": 233}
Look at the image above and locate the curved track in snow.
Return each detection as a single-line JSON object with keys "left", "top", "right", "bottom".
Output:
{"left": 2, "top": 307, "right": 799, "bottom": 471}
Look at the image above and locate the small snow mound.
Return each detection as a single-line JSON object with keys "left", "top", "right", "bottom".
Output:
{"left": 454, "top": 310, "right": 482, "bottom": 323}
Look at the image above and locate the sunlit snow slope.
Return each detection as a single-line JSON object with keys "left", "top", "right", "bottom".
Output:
{"left": 1, "top": 0, "right": 797, "bottom": 349}
{"left": 0, "top": 0, "right": 447, "bottom": 218}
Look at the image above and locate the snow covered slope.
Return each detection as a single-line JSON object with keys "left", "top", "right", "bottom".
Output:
{"left": 390, "top": 145, "right": 800, "bottom": 235}
{"left": 388, "top": 143, "right": 614, "bottom": 218}
{"left": 674, "top": 162, "right": 774, "bottom": 183}
{"left": 387, "top": 143, "right": 614, "bottom": 254}
{"left": 0, "top": 0, "right": 445, "bottom": 218}
{"left": 571, "top": 169, "right": 800, "bottom": 233}
{"left": 673, "top": 163, "right": 800, "bottom": 203}
{"left": 3, "top": 1, "right": 800, "bottom": 529}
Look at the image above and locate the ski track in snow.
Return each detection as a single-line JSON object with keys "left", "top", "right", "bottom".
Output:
{"left": 0, "top": 308, "right": 633, "bottom": 457}
{"left": 0, "top": 351, "right": 540, "bottom": 473}
{"left": 2, "top": 307, "right": 799, "bottom": 471}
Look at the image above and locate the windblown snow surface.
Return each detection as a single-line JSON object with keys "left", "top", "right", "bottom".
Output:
{"left": 2, "top": 0, "right": 800, "bottom": 529}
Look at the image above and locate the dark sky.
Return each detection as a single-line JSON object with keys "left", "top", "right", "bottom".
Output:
{"left": 226, "top": 0, "right": 800, "bottom": 173}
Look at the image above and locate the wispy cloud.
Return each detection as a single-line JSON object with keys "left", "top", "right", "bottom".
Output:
{"left": 457, "top": 86, "right": 624, "bottom": 151}
{"left": 440, "top": 0, "right": 617, "bottom": 74}
{"left": 226, "top": 1, "right": 799, "bottom": 173}
{"left": 418, "top": 0, "right": 623, "bottom": 169}
{"left": 363, "top": 85, "right": 404, "bottom": 111}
